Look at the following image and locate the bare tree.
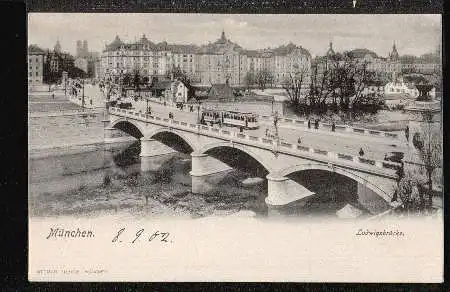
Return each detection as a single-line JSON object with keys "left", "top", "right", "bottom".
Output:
{"left": 414, "top": 119, "right": 442, "bottom": 208}
{"left": 397, "top": 170, "right": 425, "bottom": 213}
{"left": 282, "top": 63, "right": 309, "bottom": 106}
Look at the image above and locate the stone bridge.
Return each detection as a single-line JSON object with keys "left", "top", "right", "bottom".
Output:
{"left": 106, "top": 107, "right": 402, "bottom": 215}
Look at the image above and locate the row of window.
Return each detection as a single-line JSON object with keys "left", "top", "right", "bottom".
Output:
{"left": 28, "top": 56, "right": 42, "bottom": 63}
{"left": 29, "top": 72, "right": 40, "bottom": 76}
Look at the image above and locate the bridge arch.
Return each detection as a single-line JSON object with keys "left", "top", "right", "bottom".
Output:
{"left": 147, "top": 127, "right": 198, "bottom": 153}
{"left": 111, "top": 118, "right": 145, "bottom": 139}
{"left": 198, "top": 142, "right": 276, "bottom": 174}
{"left": 278, "top": 163, "right": 395, "bottom": 203}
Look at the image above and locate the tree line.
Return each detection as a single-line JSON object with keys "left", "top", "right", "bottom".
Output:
{"left": 281, "top": 52, "right": 387, "bottom": 115}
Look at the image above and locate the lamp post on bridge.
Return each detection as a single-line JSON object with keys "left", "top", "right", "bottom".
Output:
{"left": 81, "top": 78, "right": 85, "bottom": 110}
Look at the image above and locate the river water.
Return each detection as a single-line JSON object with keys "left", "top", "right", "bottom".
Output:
{"left": 28, "top": 96, "right": 369, "bottom": 220}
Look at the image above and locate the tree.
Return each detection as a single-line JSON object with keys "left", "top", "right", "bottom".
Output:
{"left": 397, "top": 171, "right": 426, "bottom": 213}
{"left": 282, "top": 63, "right": 309, "bottom": 109}
{"left": 414, "top": 120, "right": 442, "bottom": 208}
{"left": 243, "top": 71, "right": 255, "bottom": 93}
{"left": 168, "top": 65, "right": 196, "bottom": 100}
{"left": 133, "top": 69, "right": 141, "bottom": 97}
{"left": 122, "top": 72, "right": 132, "bottom": 87}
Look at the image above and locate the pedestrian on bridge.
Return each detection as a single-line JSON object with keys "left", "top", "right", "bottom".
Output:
{"left": 405, "top": 125, "right": 410, "bottom": 142}
{"left": 359, "top": 148, "right": 365, "bottom": 157}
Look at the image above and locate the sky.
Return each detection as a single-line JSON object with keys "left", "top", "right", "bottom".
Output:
{"left": 28, "top": 14, "right": 441, "bottom": 57}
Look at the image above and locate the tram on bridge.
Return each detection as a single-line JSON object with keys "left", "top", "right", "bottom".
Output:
{"left": 201, "top": 109, "right": 259, "bottom": 129}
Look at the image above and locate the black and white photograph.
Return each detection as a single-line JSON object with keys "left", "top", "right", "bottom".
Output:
{"left": 27, "top": 13, "right": 443, "bottom": 282}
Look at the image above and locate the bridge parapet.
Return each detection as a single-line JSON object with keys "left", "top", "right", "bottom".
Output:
{"left": 109, "top": 107, "right": 401, "bottom": 178}
{"left": 257, "top": 115, "right": 399, "bottom": 139}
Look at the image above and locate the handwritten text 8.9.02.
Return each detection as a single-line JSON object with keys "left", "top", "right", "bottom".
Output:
{"left": 112, "top": 228, "right": 172, "bottom": 244}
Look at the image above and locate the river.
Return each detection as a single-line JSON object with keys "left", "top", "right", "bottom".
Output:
{"left": 28, "top": 93, "right": 369, "bottom": 220}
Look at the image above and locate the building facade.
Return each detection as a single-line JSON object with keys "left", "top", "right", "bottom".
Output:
{"left": 100, "top": 31, "right": 312, "bottom": 87}
{"left": 74, "top": 57, "right": 88, "bottom": 73}
{"left": 28, "top": 45, "right": 46, "bottom": 86}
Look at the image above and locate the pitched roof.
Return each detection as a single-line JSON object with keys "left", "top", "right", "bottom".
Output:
{"left": 151, "top": 80, "right": 172, "bottom": 90}
{"left": 28, "top": 45, "right": 46, "bottom": 55}
{"left": 242, "top": 50, "right": 259, "bottom": 57}
{"left": 272, "top": 43, "right": 311, "bottom": 57}
{"left": 208, "top": 83, "right": 234, "bottom": 99}
{"left": 348, "top": 48, "right": 379, "bottom": 59}
{"left": 106, "top": 35, "right": 124, "bottom": 51}
{"left": 166, "top": 44, "right": 199, "bottom": 54}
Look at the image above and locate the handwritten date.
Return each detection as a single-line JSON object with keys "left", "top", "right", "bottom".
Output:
{"left": 112, "top": 228, "right": 172, "bottom": 244}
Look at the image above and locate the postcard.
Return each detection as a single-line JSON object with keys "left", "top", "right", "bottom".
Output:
{"left": 28, "top": 13, "right": 443, "bottom": 282}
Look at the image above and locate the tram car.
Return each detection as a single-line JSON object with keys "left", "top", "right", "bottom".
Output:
{"left": 201, "top": 109, "right": 221, "bottom": 124}
{"left": 222, "top": 111, "right": 259, "bottom": 129}
{"left": 201, "top": 109, "right": 259, "bottom": 130}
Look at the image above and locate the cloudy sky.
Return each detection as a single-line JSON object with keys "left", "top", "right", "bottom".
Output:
{"left": 28, "top": 14, "right": 441, "bottom": 57}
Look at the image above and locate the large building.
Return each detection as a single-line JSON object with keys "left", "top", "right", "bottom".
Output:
{"left": 28, "top": 45, "right": 46, "bottom": 86}
{"left": 316, "top": 41, "right": 440, "bottom": 79}
{"left": 75, "top": 40, "right": 101, "bottom": 78}
{"left": 46, "top": 39, "right": 74, "bottom": 75}
{"left": 100, "top": 31, "right": 312, "bottom": 87}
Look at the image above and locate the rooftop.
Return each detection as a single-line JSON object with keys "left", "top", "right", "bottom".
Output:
{"left": 28, "top": 44, "right": 46, "bottom": 55}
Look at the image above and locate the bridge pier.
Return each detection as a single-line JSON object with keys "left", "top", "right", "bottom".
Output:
{"left": 140, "top": 152, "right": 177, "bottom": 172}
{"left": 140, "top": 137, "right": 177, "bottom": 157}
{"left": 190, "top": 152, "right": 233, "bottom": 194}
{"left": 265, "top": 174, "right": 315, "bottom": 216}
{"left": 357, "top": 182, "right": 392, "bottom": 214}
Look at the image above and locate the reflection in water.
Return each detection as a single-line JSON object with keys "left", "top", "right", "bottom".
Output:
{"left": 29, "top": 138, "right": 366, "bottom": 219}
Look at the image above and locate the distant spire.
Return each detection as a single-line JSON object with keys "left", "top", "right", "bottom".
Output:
{"left": 326, "top": 41, "right": 335, "bottom": 56}
{"left": 221, "top": 30, "right": 226, "bottom": 41}
{"left": 390, "top": 41, "right": 399, "bottom": 60}
{"left": 54, "top": 37, "right": 62, "bottom": 53}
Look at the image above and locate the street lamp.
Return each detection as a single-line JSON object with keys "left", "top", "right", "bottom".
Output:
{"left": 271, "top": 97, "right": 274, "bottom": 114}
{"left": 81, "top": 78, "right": 85, "bottom": 110}
{"left": 197, "top": 101, "right": 201, "bottom": 123}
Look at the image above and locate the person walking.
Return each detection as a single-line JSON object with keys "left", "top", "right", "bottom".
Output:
{"left": 331, "top": 122, "right": 336, "bottom": 132}
{"left": 405, "top": 125, "right": 410, "bottom": 142}
{"left": 315, "top": 119, "right": 319, "bottom": 130}
{"left": 52, "top": 93, "right": 55, "bottom": 99}
{"left": 359, "top": 148, "right": 365, "bottom": 157}
{"left": 307, "top": 119, "right": 311, "bottom": 129}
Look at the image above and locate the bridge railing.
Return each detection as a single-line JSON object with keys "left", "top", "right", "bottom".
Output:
{"left": 109, "top": 107, "right": 401, "bottom": 176}
{"left": 256, "top": 115, "right": 399, "bottom": 139}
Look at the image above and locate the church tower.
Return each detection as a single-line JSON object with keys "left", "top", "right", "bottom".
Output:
{"left": 54, "top": 38, "right": 61, "bottom": 53}
{"left": 76, "top": 40, "right": 82, "bottom": 57}
{"left": 82, "top": 40, "right": 88, "bottom": 57}
{"left": 326, "top": 41, "right": 335, "bottom": 56}
{"left": 389, "top": 41, "right": 399, "bottom": 61}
